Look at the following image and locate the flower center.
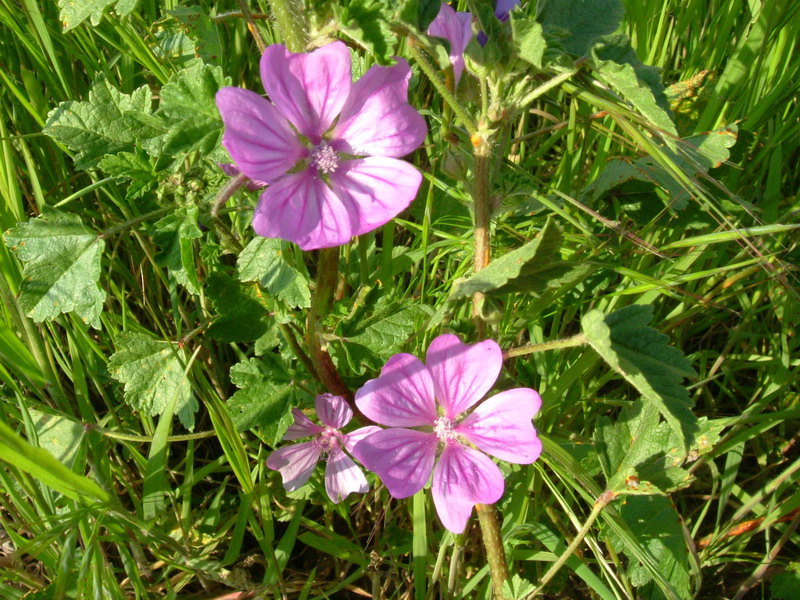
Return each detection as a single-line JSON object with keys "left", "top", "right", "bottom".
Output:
{"left": 310, "top": 142, "right": 339, "bottom": 174}
{"left": 433, "top": 417, "right": 458, "bottom": 443}
{"left": 316, "top": 427, "right": 341, "bottom": 457}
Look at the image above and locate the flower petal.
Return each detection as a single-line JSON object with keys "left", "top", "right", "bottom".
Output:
{"left": 431, "top": 443, "right": 504, "bottom": 533}
{"left": 325, "top": 449, "right": 369, "bottom": 503}
{"left": 351, "top": 428, "right": 437, "bottom": 498}
{"left": 260, "top": 42, "right": 352, "bottom": 141}
{"left": 495, "top": 0, "right": 520, "bottom": 21}
{"left": 315, "top": 393, "right": 352, "bottom": 429}
{"left": 216, "top": 87, "right": 306, "bottom": 184}
{"left": 456, "top": 388, "right": 542, "bottom": 464}
{"left": 333, "top": 59, "right": 427, "bottom": 157}
{"left": 329, "top": 158, "right": 422, "bottom": 236}
{"left": 343, "top": 426, "right": 383, "bottom": 454}
{"left": 425, "top": 334, "right": 503, "bottom": 419}
{"left": 283, "top": 408, "right": 325, "bottom": 440}
{"left": 355, "top": 353, "right": 438, "bottom": 427}
{"left": 252, "top": 171, "right": 356, "bottom": 250}
{"left": 428, "top": 5, "right": 473, "bottom": 86}
{"left": 266, "top": 441, "right": 321, "bottom": 491}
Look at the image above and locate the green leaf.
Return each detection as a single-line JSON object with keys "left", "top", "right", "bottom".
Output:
{"left": 590, "top": 34, "right": 677, "bottom": 137}
{"left": 582, "top": 305, "right": 698, "bottom": 448}
{"left": 511, "top": 14, "right": 547, "bottom": 69}
{"left": 335, "top": 0, "right": 395, "bottom": 64}
{"left": 107, "top": 331, "right": 198, "bottom": 430}
{"left": 771, "top": 567, "right": 800, "bottom": 600}
{"left": 206, "top": 272, "right": 271, "bottom": 342}
{"left": 226, "top": 356, "right": 296, "bottom": 440}
{"left": 450, "top": 219, "right": 573, "bottom": 299}
{"left": 160, "top": 7, "right": 224, "bottom": 66}
{"left": 151, "top": 207, "right": 203, "bottom": 294}
{"left": 0, "top": 418, "right": 108, "bottom": 503}
{"left": 140, "top": 61, "right": 229, "bottom": 157}
{"left": 596, "top": 404, "right": 692, "bottom": 494}
{"left": 58, "top": 0, "right": 138, "bottom": 31}
{"left": 43, "top": 76, "right": 152, "bottom": 169}
{"left": 618, "top": 496, "right": 690, "bottom": 600}
{"left": 237, "top": 238, "right": 311, "bottom": 309}
{"left": 28, "top": 409, "right": 84, "bottom": 469}
{"left": 537, "top": 0, "right": 624, "bottom": 57}
{"left": 98, "top": 151, "right": 157, "bottom": 200}
{"left": 397, "top": 0, "right": 442, "bottom": 33}
{"left": 4, "top": 210, "right": 105, "bottom": 327}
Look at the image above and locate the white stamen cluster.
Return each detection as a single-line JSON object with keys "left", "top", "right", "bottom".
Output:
{"left": 310, "top": 142, "right": 339, "bottom": 174}
{"left": 433, "top": 416, "right": 458, "bottom": 442}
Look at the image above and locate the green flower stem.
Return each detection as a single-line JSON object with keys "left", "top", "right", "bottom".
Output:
{"left": 266, "top": 0, "right": 308, "bottom": 52}
{"left": 89, "top": 425, "right": 218, "bottom": 443}
{"left": 472, "top": 138, "right": 492, "bottom": 339}
{"left": 100, "top": 206, "right": 173, "bottom": 237}
{"left": 278, "top": 323, "right": 317, "bottom": 380}
{"left": 406, "top": 43, "right": 478, "bottom": 134}
{"left": 476, "top": 503, "right": 509, "bottom": 600}
{"left": 517, "top": 68, "right": 579, "bottom": 109}
{"left": 503, "top": 334, "right": 588, "bottom": 359}
{"left": 525, "top": 491, "right": 616, "bottom": 599}
{"left": 305, "top": 247, "right": 351, "bottom": 401}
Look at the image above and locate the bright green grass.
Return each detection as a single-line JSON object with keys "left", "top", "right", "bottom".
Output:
{"left": 1, "top": 1, "right": 798, "bottom": 599}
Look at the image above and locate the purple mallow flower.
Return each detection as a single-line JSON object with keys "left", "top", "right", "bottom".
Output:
{"left": 495, "top": 0, "right": 520, "bottom": 22}
{"left": 352, "top": 334, "right": 542, "bottom": 533}
{"left": 266, "top": 393, "right": 380, "bottom": 503}
{"left": 427, "top": 4, "right": 473, "bottom": 87}
{"left": 216, "top": 42, "right": 427, "bottom": 250}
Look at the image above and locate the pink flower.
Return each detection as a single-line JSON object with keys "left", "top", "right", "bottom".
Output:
{"left": 216, "top": 41, "right": 427, "bottom": 250}
{"left": 352, "top": 334, "right": 542, "bottom": 533}
{"left": 266, "top": 394, "right": 380, "bottom": 503}
{"left": 427, "top": 4, "right": 473, "bottom": 87}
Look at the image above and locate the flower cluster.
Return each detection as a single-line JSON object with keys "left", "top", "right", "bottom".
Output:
{"left": 267, "top": 334, "right": 542, "bottom": 533}
{"left": 216, "top": 42, "right": 427, "bottom": 250}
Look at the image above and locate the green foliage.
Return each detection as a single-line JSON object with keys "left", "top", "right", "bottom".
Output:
{"left": 771, "top": 566, "right": 800, "bottom": 600}
{"left": 537, "top": 0, "right": 624, "bottom": 57}
{"left": 451, "top": 219, "right": 574, "bottom": 298}
{"left": 511, "top": 14, "right": 547, "bottom": 70}
{"left": 206, "top": 272, "right": 271, "bottom": 342}
{"left": 107, "top": 331, "right": 198, "bottom": 430}
{"left": 617, "top": 495, "right": 690, "bottom": 600}
{"left": 582, "top": 305, "right": 697, "bottom": 447}
{"left": 226, "top": 356, "right": 296, "bottom": 443}
{"left": 335, "top": 0, "right": 395, "bottom": 63}
{"left": 58, "top": 0, "right": 137, "bottom": 31}
{"left": 4, "top": 210, "right": 105, "bottom": 327}
{"left": 43, "top": 76, "right": 152, "bottom": 169}
{"left": 151, "top": 207, "right": 203, "bottom": 293}
{"left": 397, "top": 0, "right": 441, "bottom": 33}
{"left": 97, "top": 151, "right": 157, "bottom": 200}
{"left": 28, "top": 409, "right": 84, "bottom": 469}
{"left": 237, "top": 238, "right": 311, "bottom": 308}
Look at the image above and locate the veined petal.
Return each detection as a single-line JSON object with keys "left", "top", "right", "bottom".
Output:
{"left": 261, "top": 42, "right": 352, "bottom": 141}
{"left": 431, "top": 443, "right": 504, "bottom": 533}
{"left": 283, "top": 408, "right": 325, "bottom": 440}
{"left": 329, "top": 158, "right": 422, "bottom": 236}
{"left": 355, "top": 353, "right": 438, "bottom": 427}
{"left": 216, "top": 87, "right": 306, "bottom": 183}
{"left": 351, "top": 428, "right": 437, "bottom": 498}
{"left": 325, "top": 449, "right": 369, "bottom": 503}
{"left": 333, "top": 60, "right": 427, "bottom": 157}
{"left": 456, "top": 388, "right": 542, "bottom": 464}
{"left": 252, "top": 171, "right": 356, "bottom": 250}
{"left": 266, "top": 441, "right": 321, "bottom": 492}
{"left": 316, "top": 393, "right": 352, "bottom": 429}
{"left": 425, "top": 334, "right": 503, "bottom": 419}
{"left": 343, "top": 426, "right": 383, "bottom": 454}
{"left": 428, "top": 5, "right": 473, "bottom": 86}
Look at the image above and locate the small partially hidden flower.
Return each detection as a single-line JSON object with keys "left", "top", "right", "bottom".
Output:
{"left": 218, "top": 163, "right": 266, "bottom": 190}
{"left": 495, "top": 0, "right": 520, "bottom": 22}
{"left": 216, "top": 41, "right": 427, "bottom": 250}
{"left": 352, "top": 334, "right": 542, "bottom": 533}
{"left": 427, "top": 4, "right": 474, "bottom": 87}
{"left": 266, "top": 394, "right": 379, "bottom": 503}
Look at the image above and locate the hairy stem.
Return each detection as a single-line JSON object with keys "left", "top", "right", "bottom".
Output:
{"left": 406, "top": 42, "right": 478, "bottom": 134}
{"left": 476, "top": 503, "right": 508, "bottom": 600}
{"left": 526, "top": 491, "right": 616, "bottom": 599}
{"left": 503, "top": 334, "right": 588, "bottom": 359}
{"left": 472, "top": 137, "right": 492, "bottom": 338}
{"left": 266, "top": 0, "right": 308, "bottom": 52}
{"left": 305, "top": 247, "right": 351, "bottom": 401}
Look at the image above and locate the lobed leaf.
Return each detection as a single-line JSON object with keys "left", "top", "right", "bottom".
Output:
{"left": 206, "top": 272, "right": 271, "bottom": 342}
{"left": 237, "top": 238, "right": 310, "bottom": 308}
{"left": 537, "top": 0, "right": 624, "bottom": 57}
{"left": 58, "top": 0, "right": 138, "bottom": 31}
{"left": 4, "top": 210, "right": 105, "bottom": 327}
{"left": 582, "top": 305, "right": 697, "bottom": 448}
{"left": 107, "top": 331, "right": 198, "bottom": 430}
